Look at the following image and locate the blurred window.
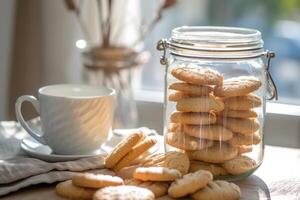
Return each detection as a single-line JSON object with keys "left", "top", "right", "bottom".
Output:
{"left": 138, "top": 0, "right": 300, "bottom": 105}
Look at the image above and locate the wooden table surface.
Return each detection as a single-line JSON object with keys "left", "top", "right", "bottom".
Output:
{"left": 2, "top": 145, "right": 300, "bottom": 200}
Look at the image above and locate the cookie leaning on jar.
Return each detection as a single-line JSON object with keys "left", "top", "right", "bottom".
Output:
{"left": 166, "top": 63, "right": 261, "bottom": 177}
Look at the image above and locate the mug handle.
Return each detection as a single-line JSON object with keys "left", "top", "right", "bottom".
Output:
{"left": 15, "top": 95, "right": 46, "bottom": 144}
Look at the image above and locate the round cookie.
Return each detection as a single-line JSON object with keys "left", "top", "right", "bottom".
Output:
{"left": 238, "top": 145, "right": 253, "bottom": 154}
{"left": 223, "top": 94, "right": 262, "bottom": 110}
{"left": 133, "top": 167, "right": 181, "bottom": 181}
{"left": 56, "top": 180, "right": 95, "bottom": 200}
{"left": 124, "top": 179, "right": 169, "bottom": 198}
{"left": 141, "top": 153, "right": 166, "bottom": 166}
{"left": 219, "top": 117, "right": 260, "bottom": 135}
{"left": 157, "top": 151, "right": 190, "bottom": 175}
{"left": 115, "top": 165, "right": 139, "bottom": 179}
{"left": 222, "top": 155, "right": 257, "bottom": 175}
{"left": 93, "top": 185, "right": 155, "bottom": 200}
{"left": 189, "top": 161, "right": 228, "bottom": 176}
{"left": 191, "top": 180, "right": 241, "bottom": 200}
{"left": 168, "top": 123, "right": 183, "bottom": 132}
{"left": 168, "top": 170, "right": 213, "bottom": 198}
{"left": 183, "top": 125, "right": 233, "bottom": 141}
{"left": 113, "top": 138, "right": 157, "bottom": 171}
{"left": 142, "top": 151, "right": 190, "bottom": 175}
{"left": 72, "top": 173, "right": 124, "bottom": 189}
{"left": 188, "top": 143, "right": 238, "bottom": 164}
{"left": 169, "top": 82, "right": 213, "bottom": 95}
{"left": 170, "top": 111, "right": 217, "bottom": 125}
{"left": 171, "top": 64, "right": 223, "bottom": 85}
{"left": 214, "top": 76, "right": 262, "bottom": 97}
{"left": 168, "top": 91, "right": 200, "bottom": 101}
{"left": 167, "top": 131, "right": 214, "bottom": 151}
{"left": 219, "top": 109, "right": 258, "bottom": 119}
{"left": 105, "top": 131, "right": 145, "bottom": 168}
{"left": 176, "top": 96, "right": 224, "bottom": 112}
{"left": 228, "top": 131, "right": 261, "bottom": 146}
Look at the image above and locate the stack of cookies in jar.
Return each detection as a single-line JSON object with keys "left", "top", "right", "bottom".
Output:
{"left": 166, "top": 63, "right": 262, "bottom": 177}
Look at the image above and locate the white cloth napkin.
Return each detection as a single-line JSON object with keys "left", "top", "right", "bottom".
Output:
{"left": 0, "top": 121, "right": 107, "bottom": 196}
{"left": 0, "top": 120, "right": 157, "bottom": 196}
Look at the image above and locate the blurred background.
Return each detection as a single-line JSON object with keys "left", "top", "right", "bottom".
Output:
{"left": 1, "top": 0, "right": 300, "bottom": 122}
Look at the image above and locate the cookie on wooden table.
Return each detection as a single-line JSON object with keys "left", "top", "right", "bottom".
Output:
{"left": 228, "top": 131, "right": 261, "bottom": 146}
{"left": 133, "top": 167, "right": 181, "bottom": 181}
{"left": 168, "top": 170, "right": 213, "bottom": 198}
{"left": 124, "top": 179, "right": 169, "bottom": 198}
{"left": 170, "top": 111, "right": 217, "bottom": 125}
{"left": 214, "top": 76, "right": 261, "bottom": 97}
{"left": 142, "top": 151, "right": 190, "bottom": 175}
{"left": 72, "top": 173, "right": 123, "bottom": 188}
{"left": 169, "top": 82, "right": 213, "bottom": 95}
{"left": 189, "top": 161, "right": 228, "bottom": 176}
{"left": 167, "top": 131, "right": 214, "bottom": 151}
{"left": 219, "top": 109, "right": 258, "bottom": 119}
{"left": 56, "top": 180, "right": 95, "bottom": 200}
{"left": 222, "top": 155, "right": 257, "bottom": 175}
{"left": 219, "top": 117, "right": 260, "bottom": 135}
{"left": 93, "top": 185, "right": 155, "bottom": 200}
{"left": 113, "top": 138, "right": 157, "bottom": 171}
{"left": 171, "top": 64, "right": 223, "bottom": 85}
{"left": 183, "top": 125, "right": 233, "bottom": 141}
{"left": 191, "top": 180, "right": 241, "bottom": 200}
{"left": 176, "top": 96, "right": 224, "bottom": 112}
{"left": 115, "top": 165, "right": 140, "bottom": 179}
{"left": 105, "top": 131, "right": 145, "bottom": 168}
{"left": 223, "top": 94, "right": 262, "bottom": 110}
{"left": 187, "top": 143, "right": 238, "bottom": 164}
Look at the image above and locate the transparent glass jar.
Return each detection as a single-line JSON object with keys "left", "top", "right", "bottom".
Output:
{"left": 157, "top": 26, "right": 277, "bottom": 180}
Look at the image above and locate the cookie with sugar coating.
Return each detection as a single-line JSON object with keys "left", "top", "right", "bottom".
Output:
{"left": 56, "top": 180, "right": 95, "bottom": 200}
{"left": 167, "top": 131, "right": 214, "bottom": 151}
{"left": 189, "top": 160, "right": 228, "bottom": 176}
{"left": 187, "top": 143, "right": 238, "bottom": 164}
{"left": 218, "top": 117, "right": 260, "bottom": 135}
{"left": 169, "top": 81, "right": 213, "bottom": 95}
{"left": 183, "top": 125, "right": 233, "bottom": 141}
{"left": 222, "top": 155, "right": 257, "bottom": 175}
{"left": 168, "top": 170, "right": 213, "bottom": 198}
{"left": 176, "top": 96, "right": 224, "bottom": 112}
{"left": 113, "top": 138, "right": 157, "bottom": 171}
{"left": 72, "top": 173, "right": 123, "bottom": 189}
{"left": 124, "top": 179, "right": 169, "bottom": 198}
{"left": 228, "top": 131, "right": 261, "bottom": 146}
{"left": 105, "top": 131, "right": 145, "bottom": 168}
{"left": 133, "top": 166, "right": 181, "bottom": 181}
{"left": 223, "top": 94, "right": 262, "bottom": 110}
{"left": 171, "top": 64, "right": 223, "bottom": 86}
{"left": 214, "top": 76, "right": 261, "bottom": 98}
{"left": 219, "top": 109, "right": 258, "bottom": 119}
{"left": 168, "top": 90, "right": 200, "bottom": 101}
{"left": 170, "top": 111, "right": 217, "bottom": 125}
{"left": 93, "top": 185, "right": 155, "bottom": 200}
{"left": 191, "top": 180, "right": 241, "bottom": 200}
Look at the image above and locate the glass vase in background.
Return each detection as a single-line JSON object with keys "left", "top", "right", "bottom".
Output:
{"left": 81, "top": 47, "right": 149, "bottom": 128}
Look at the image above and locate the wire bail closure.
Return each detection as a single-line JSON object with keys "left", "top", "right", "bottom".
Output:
{"left": 264, "top": 51, "right": 278, "bottom": 100}
{"left": 156, "top": 39, "right": 169, "bottom": 66}
{"left": 156, "top": 39, "right": 278, "bottom": 101}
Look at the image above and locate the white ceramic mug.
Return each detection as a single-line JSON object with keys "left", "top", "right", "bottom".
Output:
{"left": 15, "top": 84, "right": 116, "bottom": 155}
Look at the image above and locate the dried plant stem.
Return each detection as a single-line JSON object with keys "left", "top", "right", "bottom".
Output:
{"left": 64, "top": 0, "right": 92, "bottom": 42}
{"left": 104, "top": 0, "right": 113, "bottom": 47}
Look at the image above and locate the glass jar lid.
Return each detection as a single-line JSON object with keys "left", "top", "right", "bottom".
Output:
{"left": 169, "top": 26, "right": 264, "bottom": 59}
